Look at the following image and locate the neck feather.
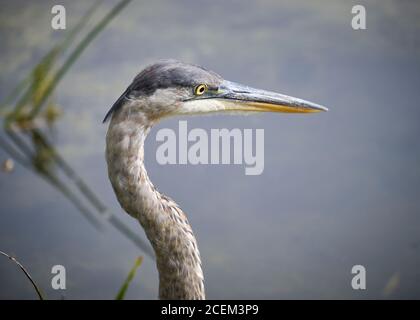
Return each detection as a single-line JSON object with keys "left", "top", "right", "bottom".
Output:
{"left": 105, "top": 107, "right": 204, "bottom": 299}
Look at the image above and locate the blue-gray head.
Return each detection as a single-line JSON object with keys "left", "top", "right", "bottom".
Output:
{"left": 103, "top": 59, "right": 327, "bottom": 123}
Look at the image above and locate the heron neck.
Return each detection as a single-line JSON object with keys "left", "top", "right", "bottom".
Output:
{"left": 105, "top": 108, "right": 205, "bottom": 299}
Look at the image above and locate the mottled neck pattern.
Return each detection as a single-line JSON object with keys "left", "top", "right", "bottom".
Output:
{"left": 105, "top": 105, "right": 204, "bottom": 299}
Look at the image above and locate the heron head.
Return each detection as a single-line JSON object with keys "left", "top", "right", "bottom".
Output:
{"left": 103, "top": 60, "right": 327, "bottom": 123}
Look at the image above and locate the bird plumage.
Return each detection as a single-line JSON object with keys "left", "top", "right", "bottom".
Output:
{"left": 104, "top": 60, "right": 327, "bottom": 300}
{"left": 106, "top": 105, "right": 205, "bottom": 299}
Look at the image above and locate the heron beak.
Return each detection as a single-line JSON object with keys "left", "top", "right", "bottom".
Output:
{"left": 209, "top": 80, "right": 328, "bottom": 113}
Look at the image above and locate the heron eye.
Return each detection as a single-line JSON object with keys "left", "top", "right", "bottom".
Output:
{"left": 194, "top": 84, "right": 208, "bottom": 96}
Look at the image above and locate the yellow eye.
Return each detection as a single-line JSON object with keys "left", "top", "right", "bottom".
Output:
{"left": 194, "top": 84, "right": 208, "bottom": 96}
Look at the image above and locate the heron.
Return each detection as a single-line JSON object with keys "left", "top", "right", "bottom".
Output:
{"left": 104, "top": 60, "right": 327, "bottom": 299}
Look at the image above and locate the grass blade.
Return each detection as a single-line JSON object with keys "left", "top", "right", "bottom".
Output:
{"left": 0, "top": 251, "right": 45, "bottom": 300}
{"left": 28, "top": 0, "right": 133, "bottom": 119}
{"left": 115, "top": 256, "right": 143, "bottom": 300}
{"left": 2, "top": 0, "right": 101, "bottom": 117}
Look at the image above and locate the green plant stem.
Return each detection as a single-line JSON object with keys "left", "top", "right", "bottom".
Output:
{"left": 28, "top": 0, "right": 133, "bottom": 119}
{"left": 115, "top": 256, "right": 144, "bottom": 300}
